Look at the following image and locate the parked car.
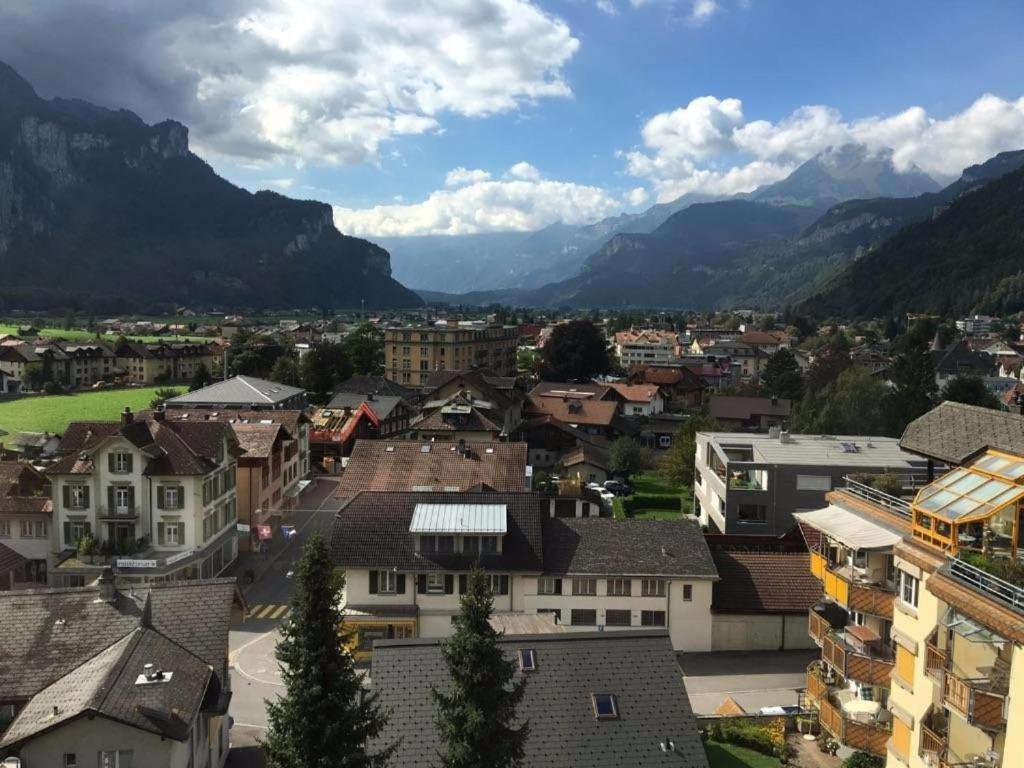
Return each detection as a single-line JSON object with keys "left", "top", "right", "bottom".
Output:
{"left": 599, "top": 490, "right": 616, "bottom": 508}
{"left": 603, "top": 479, "right": 632, "bottom": 496}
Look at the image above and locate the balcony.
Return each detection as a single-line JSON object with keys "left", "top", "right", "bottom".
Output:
{"left": 919, "top": 707, "right": 949, "bottom": 765}
{"left": 840, "top": 475, "right": 913, "bottom": 521}
{"left": 925, "top": 629, "right": 949, "bottom": 682}
{"left": 822, "top": 629, "right": 895, "bottom": 688}
{"left": 816, "top": 694, "right": 891, "bottom": 757}
{"left": 808, "top": 610, "right": 829, "bottom": 645}
{"left": 942, "top": 670, "right": 1007, "bottom": 731}
{"left": 813, "top": 559, "right": 896, "bottom": 619}
{"left": 946, "top": 556, "right": 1024, "bottom": 611}
{"left": 97, "top": 506, "right": 140, "bottom": 520}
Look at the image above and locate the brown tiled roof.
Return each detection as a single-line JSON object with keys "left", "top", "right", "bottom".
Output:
{"left": 330, "top": 491, "right": 544, "bottom": 572}
{"left": 139, "top": 408, "right": 309, "bottom": 440}
{"left": 796, "top": 522, "right": 824, "bottom": 553}
{"left": 0, "top": 462, "right": 51, "bottom": 515}
{"left": 526, "top": 395, "right": 618, "bottom": 427}
{"left": 230, "top": 423, "right": 282, "bottom": 459}
{"left": 710, "top": 550, "right": 820, "bottom": 614}
{"left": 561, "top": 444, "right": 611, "bottom": 472}
{"left": 0, "top": 541, "right": 27, "bottom": 573}
{"left": 530, "top": 382, "right": 616, "bottom": 401}
{"left": 410, "top": 406, "right": 502, "bottom": 434}
{"left": 900, "top": 400, "right": 1024, "bottom": 464}
{"left": 607, "top": 383, "right": 661, "bottom": 403}
{"left": 337, "top": 441, "right": 528, "bottom": 496}
{"left": 542, "top": 518, "right": 718, "bottom": 578}
{"left": 709, "top": 395, "right": 791, "bottom": 421}
{"left": 737, "top": 331, "right": 786, "bottom": 346}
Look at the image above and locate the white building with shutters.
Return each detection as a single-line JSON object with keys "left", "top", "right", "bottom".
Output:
{"left": 46, "top": 407, "right": 242, "bottom": 586}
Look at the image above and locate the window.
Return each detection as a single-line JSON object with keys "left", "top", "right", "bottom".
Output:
{"left": 65, "top": 520, "right": 90, "bottom": 548}
{"left": 641, "top": 578, "right": 666, "bottom": 597}
{"left": 110, "top": 452, "right": 132, "bottom": 473}
{"left": 69, "top": 484, "right": 88, "bottom": 509}
{"left": 899, "top": 570, "right": 919, "bottom": 608}
{"left": 572, "top": 577, "right": 597, "bottom": 596}
{"left": 737, "top": 504, "right": 767, "bottom": 524}
{"left": 641, "top": 610, "right": 666, "bottom": 626}
{"left": 480, "top": 536, "right": 498, "bottom": 553}
{"left": 605, "top": 609, "right": 631, "bottom": 627}
{"left": 852, "top": 549, "right": 868, "bottom": 568}
{"left": 378, "top": 570, "right": 397, "bottom": 593}
{"left": 0, "top": 520, "right": 9, "bottom": 538}
{"left": 427, "top": 573, "right": 445, "bottom": 594}
{"left": 114, "top": 487, "right": 131, "bottom": 512}
{"left": 161, "top": 486, "right": 180, "bottom": 510}
{"left": 796, "top": 474, "right": 832, "bottom": 492}
{"left": 571, "top": 609, "right": 597, "bottom": 626}
{"left": 20, "top": 520, "right": 47, "bottom": 538}
{"left": 537, "top": 577, "right": 561, "bottom": 595}
{"left": 64, "top": 755, "right": 77, "bottom": 768}
{"left": 99, "top": 751, "right": 133, "bottom": 768}
{"left": 489, "top": 575, "right": 510, "bottom": 595}
{"left": 518, "top": 649, "right": 537, "bottom": 672}
{"left": 591, "top": 693, "right": 618, "bottom": 720}
{"left": 682, "top": 584, "right": 693, "bottom": 602}
{"left": 437, "top": 535, "right": 455, "bottom": 553}
{"left": 606, "top": 578, "right": 631, "bottom": 596}
{"left": 158, "top": 521, "right": 183, "bottom": 547}
{"left": 203, "top": 509, "right": 216, "bottom": 541}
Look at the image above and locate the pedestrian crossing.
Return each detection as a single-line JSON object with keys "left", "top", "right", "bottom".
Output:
{"left": 247, "top": 603, "right": 290, "bottom": 620}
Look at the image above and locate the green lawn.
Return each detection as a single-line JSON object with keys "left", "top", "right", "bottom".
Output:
{"left": 704, "top": 742, "right": 782, "bottom": 768}
{"left": 0, "top": 324, "right": 210, "bottom": 344}
{"left": 617, "top": 471, "right": 695, "bottom": 520}
{"left": 0, "top": 387, "right": 180, "bottom": 436}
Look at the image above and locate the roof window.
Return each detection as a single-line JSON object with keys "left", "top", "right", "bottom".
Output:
{"left": 591, "top": 693, "right": 618, "bottom": 720}
{"left": 517, "top": 649, "right": 537, "bottom": 672}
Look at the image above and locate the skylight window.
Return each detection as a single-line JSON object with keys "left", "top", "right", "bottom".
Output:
{"left": 518, "top": 649, "right": 536, "bottom": 672}
{"left": 420, "top": 444, "right": 431, "bottom": 453}
{"left": 591, "top": 693, "right": 618, "bottom": 720}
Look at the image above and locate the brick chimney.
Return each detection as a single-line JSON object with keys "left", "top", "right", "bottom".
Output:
{"left": 121, "top": 406, "right": 134, "bottom": 425}
{"left": 97, "top": 566, "right": 117, "bottom": 603}
{"left": 153, "top": 405, "right": 166, "bottom": 422}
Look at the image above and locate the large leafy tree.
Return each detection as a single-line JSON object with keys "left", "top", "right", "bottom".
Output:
{"left": 270, "top": 355, "right": 302, "bottom": 387}
{"left": 188, "top": 362, "right": 213, "bottom": 392}
{"left": 659, "top": 412, "right": 721, "bottom": 487}
{"left": 343, "top": 322, "right": 384, "bottom": 375}
{"left": 434, "top": 567, "right": 528, "bottom": 768}
{"left": 263, "top": 532, "right": 392, "bottom": 768}
{"left": 540, "top": 320, "right": 611, "bottom": 381}
{"left": 300, "top": 342, "right": 353, "bottom": 403}
{"left": 607, "top": 437, "right": 654, "bottom": 479}
{"left": 762, "top": 348, "right": 804, "bottom": 402}
{"left": 940, "top": 375, "right": 1001, "bottom": 410}
{"left": 883, "top": 344, "right": 937, "bottom": 435}
{"left": 807, "top": 366, "right": 889, "bottom": 436}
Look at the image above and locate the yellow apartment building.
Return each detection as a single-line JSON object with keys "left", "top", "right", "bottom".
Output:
{"left": 383, "top": 321, "right": 518, "bottom": 388}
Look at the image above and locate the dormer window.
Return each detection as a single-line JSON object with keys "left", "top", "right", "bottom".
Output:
{"left": 517, "top": 649, "right": 537, "bottom": 672}
{"left": 591, "top": 693, "right": 618, "bottom": 720}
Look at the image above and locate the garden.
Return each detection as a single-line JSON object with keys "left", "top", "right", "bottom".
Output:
{"left": 0, "top": 386, "right": 179, "bottom": 437}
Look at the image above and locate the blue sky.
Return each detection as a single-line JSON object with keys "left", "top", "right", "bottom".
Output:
{"left": 2, "top": 0, "right": 1024, "bottom": 236}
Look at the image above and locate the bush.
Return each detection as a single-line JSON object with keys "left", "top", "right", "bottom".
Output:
{"left": 42, "top": 381, "right": 67, "bottom": 395}
{"left": 848, "top": 472, "right": 904, "bottom": 496}
{"left": 843, "top": 752, "right": 884, "bottom": 768}
{"left": 959, "top": 550, "right": 1024, "bottom": 587}
{"left": 622, "top": 494, "right": 681, "bottom": 514}
{"left": 711, "top": 718, "right": 783, "bottom": 757}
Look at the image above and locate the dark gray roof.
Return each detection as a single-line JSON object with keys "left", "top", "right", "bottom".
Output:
{"left": 370, "top": 631, "right": 709, "bottom": 768}
{"left": 900, "top": 401, "right": 1024, "bottom": 464}
{"left": 930, "top": 339, "right": 994, "bottom": 376}
{"left": 333, "top": 374, "right": 420, "bottom": 403}
{"left": 330, "top": 492, "right": 544, "bottom": 572}
{"left": 166, "top": 375, "right": 305, "bottom": 407}
{"left": 327, "top": 392, "right": 405, "bottom": 420}
{"left": 542, "top": 518, "right": 718, "bottom": 578}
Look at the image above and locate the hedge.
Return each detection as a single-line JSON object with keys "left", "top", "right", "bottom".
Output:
{"left": 707, "top": 718, "right": 785, "bottom": 757}
{"left": 622, "top": 494, "right": 681, "bottom": 513}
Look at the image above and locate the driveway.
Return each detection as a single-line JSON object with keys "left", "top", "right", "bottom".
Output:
{"left": 679, "top": 649, "right": 818, "bottom": 715}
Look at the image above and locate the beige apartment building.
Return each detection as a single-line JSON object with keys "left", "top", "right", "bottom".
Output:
{"left": 384, "top": 321, "right": 519, "bottom": 388}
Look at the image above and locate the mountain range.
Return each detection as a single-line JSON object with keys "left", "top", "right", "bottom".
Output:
{"left": 0, "top": 61, "right": 422, "bottom": 313}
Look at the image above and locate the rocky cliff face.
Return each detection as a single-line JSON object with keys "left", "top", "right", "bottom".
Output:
{"left": 0, "top": 61, "right": 418, "bottom": 311}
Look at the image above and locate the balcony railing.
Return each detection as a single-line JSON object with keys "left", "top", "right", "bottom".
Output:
{"left": 943, "top": 671, "right": 1007, "bottom": 731}
{"left": 925, "top": 630, "right": 948, "bottom": 682}
{"left": 97, "top": 506, "right": 140, "bottom": 519}
{"left": 822, "top": 631, "right": 895, "bottom": 688}
{"left": 808, "top": 610, "right": 828, "bottom": 645}
{"left": 816, "top": 560, "right": 896, "bottom": 619}
{"left": 841, "top": 476, "right": 912, "bottom": 520}
{"left": 816, "top": 697, "right": 890, "bottom": 757}
{"left": 947, "top": 557, "right": 1024, "bottom": 611}
{"left": 919, "top": 722, "right": 948, "bottom": 762}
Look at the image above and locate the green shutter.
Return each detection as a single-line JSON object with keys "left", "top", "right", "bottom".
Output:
{"left": 107, "top": 486, "right": 115, "bottom": 512}
{"left": 458, "top": 575, "right": 467, "bottom": 594}
{"left": 500, "top": 575, "right": 509, "bottom": 595}
{"left": 175, "top": 486, "right": 184, "bottom": 510}
{"left": 157, "top": 522, "right": 165, "bottom": 545}
{"left": 108, "top": 453, "right": 115, "bottom": 472}
{"left": 444, "top": 574, "right": 454, "bottom": 594}
{"left": 157, "top": 488, "right": 165, "bottom": 510}
{"left": 396, "top": 574, "right": 406, "bottom": 594}
{"left": 82, "top": 486, "right": 89, "bottom": 508}
{"left": 62, "top": 485, "right": 70, "bottom": 508}
{"left": 369, "top": 571, "right": 378, "bottom": 594}
{"left": 63, "top": 521, "right": 71, "bottom": 547}
{"left": 127, "top": 486, "right": 135, "bottom": 511}
{"left": 125, "top": 454, "right": 133, "bottom": 473}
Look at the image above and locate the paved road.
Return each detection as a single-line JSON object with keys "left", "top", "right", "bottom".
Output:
{"left": 679, "top": 649, "right": 819, "bottom": 715}
{"left": 227, "top": 476, "right": 341, "bottom": 762}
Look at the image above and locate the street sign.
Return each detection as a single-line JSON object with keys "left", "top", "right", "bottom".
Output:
{"left": 281, "top": 525, "right": 296, "bottom": 538}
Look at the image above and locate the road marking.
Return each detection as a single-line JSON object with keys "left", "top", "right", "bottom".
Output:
{"left": 270, "top": 605, "right": 289, "bottom": 619}
{"left": 232, "top": 721, "right": 270, "bottom": 730}
{"left": 247, "top": 604, "right": 263, "bottom": 616}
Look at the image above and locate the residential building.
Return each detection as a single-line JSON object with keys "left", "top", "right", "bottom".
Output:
{"left": 627, "top": 365, "right": 707, "bottom": 410}
{"left": 309, "top": 403, "right": 380, "bottom": 464}
{"left": 383, "top": 321, "right": 519, "bottom": 387}
{"left": 526, "top": 390, "right": 618, "bottom": 438}
{"left": 0, "top": 462, "right": 51, "bottom": 586}
{"left": 955, "top": 315, "right": 998, "bottom": 335}
{"left": 329, "top": 492, "right": 718, "bottom": 657}
{"left": 332, "top": 373, "right": 421, "bottom": 406}
{"left": 0, "top": 342, "right": 71, "bottom": 389}
{"left": 0, "top": 574, "right": 238, "bottom": 767}
{"left": 708, "top": 395, "right": 792, "bottom": 431}
{"left": 736, "top": 330, "right": 791, "bottom": 354}
{"left": 613, "top": 329, "right": 681, "bottom": 368}
{"left": 530, "top": 381, "right": 620, "bottom": 402}
{"left": 5, "top": 432, "right": 61, "bottom": 460}
{"left": 47, "top": 407, "right": 242, "bottom": 585}
{"left": 114, "top": 341, "right": 219, "bottom": 385}
{"left": 327, "top": 391, "right": 414, "bottom": 437}
{"left": 370, "top": 631, "right": 709, "bottom": 768}
{"left": 422, "top": 369, "right": 517, "bottom": 394}
{"left": 930, "top": 338, "right": 995, "bottom": 389}
{"left": 703, "top": 339, "right": 767, "bottom": 381}
{"left": 607, "top": 383, "right": 665, "bottom": 416}
{"left": 165, "top": 374, "right": 307, "bottom": 411}
{"left": 511, "top": 415, "right": 609, "bottom": 472}
{"left": 337, "top": 440, "right": 530, "bottom": 498}
{"left": 408, "top": 370, "right": 522, "bottom": 442}
{"left": 0, "top": 367, "right": 17, "bottom": 394}
{"left": 695, "top": 430, "right": 930, "bottom": 536}
{"left": 560, "top": 443, "right": 612, "bottom": 485}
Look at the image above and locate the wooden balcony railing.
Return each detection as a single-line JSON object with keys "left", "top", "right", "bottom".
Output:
{"left": 925, "top": 631, "right": 948, "bottom": 682}
{"left": 848, "top": 581, "right": 895, "bottom": 619}
{"left": 943, "top": 671, "right": 1007, "bottom": 731}
{"left": 805, "top": 663, "right": 830, "bottom": 704}
{"left": 808, "top": 610, "right": 828, "bottom": 645}
{"left": 814, "top": 559, "right": 895, "bottom": 619}
{"left": 817, "top": 697, "right": 890, "bottom": 757}
{"left": 822, "top": 632, "right": 895, "bottom": 688}
{"left": 919, "top": 722, "right": 948, "bottom": 762}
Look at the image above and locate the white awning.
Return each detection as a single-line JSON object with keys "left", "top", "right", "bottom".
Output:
{"left": 409, "top": 503, "right": 507, "bottom": 534}
{"left": 793, "top": 505, "right": 902, "bottom": 551}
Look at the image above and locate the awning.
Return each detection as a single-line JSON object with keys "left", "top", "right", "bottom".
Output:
{"left": 793, "top": 505, "right": 903, "bottom": 551}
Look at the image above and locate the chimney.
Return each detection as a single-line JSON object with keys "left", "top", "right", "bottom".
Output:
{"left": 121, "top": 406, "right": 133, "bottom": 425}
{"left": 367, "top": 391, "right": 375, "bottom": 401}
{"left": 771, "top": 396, "right": 778, "bottom": 406}
{"left": 97, "top": 566, "right": 116, "bottom": 603}
{"left": 153, "top": 405, "right": 166, "bottom": 422}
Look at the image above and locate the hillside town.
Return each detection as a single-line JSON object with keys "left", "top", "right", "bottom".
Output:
{"left": 0, "top": 309, "right": 1022, "bottom": 768}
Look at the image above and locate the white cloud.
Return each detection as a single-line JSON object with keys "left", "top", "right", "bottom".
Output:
{"left": 264, "top": 177, "right": 295, "bottom": 190}
{"left": 445, "top": 167, "right": 492, "bottom": 187}
{"left": 627, "top": 187, "right": 650, "bottom": 206}
{"left": 627, "top": 93, "right": 1024, "bottom": 201}
{"left": 596, "top": 0, "right": 618, "bottom": 14}
{"left": 334, "top": 173, "right": 620, "bottom": 236}
{"left": 0, "top": 1, "right": 579, "bottom": 167}
{"left": 689, "top": 0, "right": 719, "bottom": 24}
{"left": 507, "top": 161, "right": 542, "bottom": 181}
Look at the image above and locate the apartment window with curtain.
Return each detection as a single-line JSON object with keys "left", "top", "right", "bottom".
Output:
{"left": 572, "top": 577, "right": 597, "bottom": 596}
{"left": 606, "top": 578, "right": 631, "bottom": 596}
{"left": 898, "top": 570, "right": 919, "bottom": 608}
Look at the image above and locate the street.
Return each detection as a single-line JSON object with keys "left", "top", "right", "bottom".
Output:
{"left": 226, "top": 476, "right": 342, "bottom": 764}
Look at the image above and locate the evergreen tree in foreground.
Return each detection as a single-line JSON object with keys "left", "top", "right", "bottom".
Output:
{"left": 433, "top": 567, "right": 528, "bottom": 768}
{"left": 262, "top": 532, "right": 392, "bottom": 768}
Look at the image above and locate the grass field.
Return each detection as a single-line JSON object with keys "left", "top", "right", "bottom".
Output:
{"left": 0, "top": 325, "right": 211, "bottom": 344}
{"left": 614, "top": 471, "right": 694, "bottom": 520}
{"left": 704, "top": 742, "right": 781, "bottom": 768}
{"left": 0, "top": 387, "right": 180, "bottom": 437}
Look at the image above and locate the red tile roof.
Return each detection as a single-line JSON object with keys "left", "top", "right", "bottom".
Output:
{"left": 710, "top": 550, "right": 820, "bottom": 614}
{"left": 526, "top": 395, "right": 618, "bottom": 427}
{"left": 607, "top": 383, "right": 661, "bottom": 403}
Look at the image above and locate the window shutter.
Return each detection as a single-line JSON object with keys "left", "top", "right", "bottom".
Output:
{"left": 107, "top": 485, "right": 115, "bottom": 511}
{"left": 500, "top": 575, "right": 509, "bottom": 595}
{"left": 175, "top": 523, "right": 184, "bottom": 544}
{"left": 62, "top": 485, "right": 70, "bottom": 508}
{"left": 458, "top": 575, "right": 467, "bottom": 594}
{"left": 175, "top": 485, "right": 184, "bottom": 509}
{"left": 108, "top": 453, "right": 115, "bottom": 472}
{"left": 125, "top": 454, "right": 133, "bottom": 473}
{"left": 554, "top": 578, "right": 562, "bottom": 595}
{"left": 82, "top": 486, "right": 89, "bottom": 508}
{"left": 157, "top": 488, "right": 165, "bottom": 511}
{"left": 127, "top": 486, "right": 135, "bottom": 510}
{"left": 63, "top": 521, "right": 71, "bottom": 546}
{"left": 417, "top": 575, "right": 427, "bottom": 594}
{"left": 444, "top": 574, "right": 454, "bottom": 594}
{"left": 396, "top": 574, "right": 406, "bottom": 594}
{"left": 84, "top": 522, "right": 92, "bottom": 536}
{"left": 157, "top": 522, "right": 166, "bottom": 546}
{"left": 369, "top": 571, "right": 379, "bottom": 594}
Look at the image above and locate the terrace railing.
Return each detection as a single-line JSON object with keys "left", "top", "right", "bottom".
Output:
{"left": 841, "top": 476, "right": 912, "bottom": 520}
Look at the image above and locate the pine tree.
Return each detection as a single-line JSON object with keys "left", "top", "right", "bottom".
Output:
{"left": 262, "top": 532, "right": 392, "bottom": 768}
{"left": 188, "top": 362, "right": 213, "bottom": 392}
{"left": 433, "top": 567, "right": 528, "bottom": 768}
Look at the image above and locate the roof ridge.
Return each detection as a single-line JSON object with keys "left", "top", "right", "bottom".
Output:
{"left": 91, "top": 628, "right": 145, "bottom": 712}
{"left": 237, "top": 375, "right": 274, "bottom": 402}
